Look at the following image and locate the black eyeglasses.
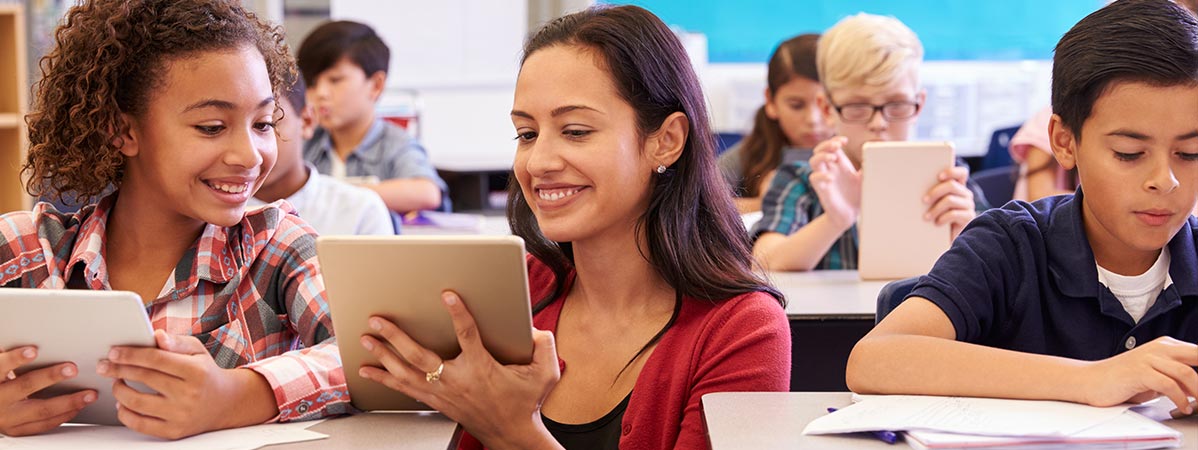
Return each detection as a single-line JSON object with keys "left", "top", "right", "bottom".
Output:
{"left": 829, "top": 99, "right": 921, "bottom": 124}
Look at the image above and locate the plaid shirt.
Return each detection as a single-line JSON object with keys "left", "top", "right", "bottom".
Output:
{"left": 751, "top": 160, "right": 991, "bottom": 270}
{"left": 0, "top": 194, "right": 350, "bottom": 422}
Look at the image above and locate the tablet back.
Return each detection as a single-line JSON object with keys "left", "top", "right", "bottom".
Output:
{"left": 317, "top": 235, "right": 534, "bottom": 411}
{"left": 0, "top": 289, "right": 155, "bottom": 426}
{"left": 859, "top": 141, "right": 955, "bottom": 280}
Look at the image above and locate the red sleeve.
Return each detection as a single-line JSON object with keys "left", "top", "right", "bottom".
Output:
{"left": 676, "top": 293, "right": 791, "bottom": 449}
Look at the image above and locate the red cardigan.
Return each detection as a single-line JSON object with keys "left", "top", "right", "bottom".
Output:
{"left": 460, "top": 257, "right": 792, "bottom": 449}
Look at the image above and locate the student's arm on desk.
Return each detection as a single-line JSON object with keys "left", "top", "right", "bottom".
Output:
{"left": 846, "top": 297, "right": 1198, "bottom": 413}
{"left": 753, "top": 215, "right": 847, "bottom": 271}
{"left": 366, "top": 178, "right": 442, "bottom": 212}
{"left": 752, "top": 142, "right": 856, "bottom": 271}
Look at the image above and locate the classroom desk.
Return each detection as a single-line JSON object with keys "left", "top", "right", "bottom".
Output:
{"left": 768, "top": 271, "right": 888, "bottom": 392}
{"left": 266, "top": 412, "right": 460, "bottom": 449}
{"left": 702, "top": 392, "right": 1198, "bottom": 450}
{"left": 435, "top": 161, "right": 511, "bottom": 212}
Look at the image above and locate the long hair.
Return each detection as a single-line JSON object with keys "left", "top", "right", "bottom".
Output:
{"left": 739, "top": 34, "right": 819, "bottom": 197}
{"left": 23, "top": 0, "right": 292, "bottom": 201}
{"left": 508, "top": 5, "right": 784, "bottom": 314}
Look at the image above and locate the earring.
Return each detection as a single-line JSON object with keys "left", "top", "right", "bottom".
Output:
{"left": 655, "top": 164, "right": 667, "bottom": 174}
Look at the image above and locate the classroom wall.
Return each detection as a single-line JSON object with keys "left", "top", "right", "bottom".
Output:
{"left": 331, "top": 0, "right": 527, "bottom": 170}
{"left": 610, "top": 0, "right": 1097, "bottom": 156}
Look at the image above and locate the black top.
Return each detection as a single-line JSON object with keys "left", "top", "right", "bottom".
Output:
{"left": 543, "top": 393, "right": 632, "bottom": 450}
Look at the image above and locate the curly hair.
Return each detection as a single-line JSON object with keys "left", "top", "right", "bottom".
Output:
{"left": 23, "top": 0, "right": 295, "bottom": 201}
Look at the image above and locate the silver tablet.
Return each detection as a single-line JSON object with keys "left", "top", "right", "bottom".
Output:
{"left": 859, "top": 141, "right": 955, "bottom": 280}
{"left": 317, "top": 235, "right": 535, "bottom": 411}
{"left": 0, "top": 289, "right": 156, "bottom": 426}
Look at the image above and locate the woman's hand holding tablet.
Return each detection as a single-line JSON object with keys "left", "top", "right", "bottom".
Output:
{"left": 359, "top": 290, "right": 562, "bottom": 447}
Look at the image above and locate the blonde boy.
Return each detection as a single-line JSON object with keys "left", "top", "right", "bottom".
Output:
{"left": 752, "top": 13, "right": 988, "bottom": 271}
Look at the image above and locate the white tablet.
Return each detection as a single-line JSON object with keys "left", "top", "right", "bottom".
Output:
{"left": 859, "top": 141, "right": 955, "bottom": 280}
{"left": 0, "top": 289, "right": 156, "bottom": 426}
{"left": 316, "top": 235, "right": 535, "bottom": 411}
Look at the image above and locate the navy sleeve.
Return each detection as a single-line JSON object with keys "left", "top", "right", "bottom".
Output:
{"left": 908, "top": 209, "right": 1034, "bottom": 343}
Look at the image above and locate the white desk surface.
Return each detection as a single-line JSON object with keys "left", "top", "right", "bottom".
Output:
{"left": 266, "top": 412, "right": 459, "bottom": 449}
{"left": 702, "top": 392, "right": 1198, "bottom": 450}
{"left": 434, "top": 161, "right": 512, "bottom": 173}
{"left": 768, "top": 270, "right": 888, "bottom": 320}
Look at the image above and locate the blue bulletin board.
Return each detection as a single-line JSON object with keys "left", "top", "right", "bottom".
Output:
{"left": 608, "top": 0, "right": 1103, "bottom": 62}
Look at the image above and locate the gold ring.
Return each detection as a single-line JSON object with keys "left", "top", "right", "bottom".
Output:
{"left": 425, "top": 362, "right": 444, "bottom": 383}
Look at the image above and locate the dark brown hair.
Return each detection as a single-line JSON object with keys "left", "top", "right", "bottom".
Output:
{"left": 738, "top": 34, "right": 820, "bottom": 197}
{"left": 297, "top": 21, "right": 389, "bottom": 86}
{"left": 509, "top": 5, "right": 784, "bottom": 315}
{"left": 23, "top": 0, "right": 293, "bottom": 201}
{"left": 1052, "top": 0, "right": 1198, "bottom": 139}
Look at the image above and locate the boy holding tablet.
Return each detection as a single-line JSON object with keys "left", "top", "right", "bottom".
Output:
{"left": 847, "top": 0, "right": 1198, "bottom": 413}
{"left": 751, "top": 13, "right": 989, "bottom": 271}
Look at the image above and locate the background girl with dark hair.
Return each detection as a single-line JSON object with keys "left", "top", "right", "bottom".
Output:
{"left": 0, "top": 0, "right": 348, "bottom": 438}
{"left": 718, "top": 34, "right": 831, "bottom": 213}
{"left": 356, "top": 5, "right": 790, "bottom": 450}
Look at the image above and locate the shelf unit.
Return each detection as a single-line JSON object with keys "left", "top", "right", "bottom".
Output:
{"left": 0, "top": 3, "right": 27, "bottom": 213}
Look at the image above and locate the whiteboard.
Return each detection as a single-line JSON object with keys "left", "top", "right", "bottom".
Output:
{"left": 331, "top": 0, "right": 527, "bottom": 89}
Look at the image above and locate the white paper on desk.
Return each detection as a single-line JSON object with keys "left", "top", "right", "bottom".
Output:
{"left": 905, "top": 410, "right": 1181, "bottom": 450}
{"left": 0, "top": 420, "right": 327, "bottom": 450}
{"left": 801, "top": 395, "right": 1130, "bottom": 437}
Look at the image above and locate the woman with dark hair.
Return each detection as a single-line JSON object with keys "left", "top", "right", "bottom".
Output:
{"left": 356, "top": 5, "right": 791, "bottom": 450}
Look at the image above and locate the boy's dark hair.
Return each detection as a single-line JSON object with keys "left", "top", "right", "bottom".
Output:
{"left": 284, "top": 69, "right": 306, "bottom": 111}
{"left": 297, "top": 20, "right": 389, "bottom": 85}
{"left": 1052, "top": 0, "right": 1198, "bottom": 137}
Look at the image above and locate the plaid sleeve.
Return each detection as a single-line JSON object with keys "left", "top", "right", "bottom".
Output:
{"left": 243, "top": 214, "right": 350, "bottom": 422}
{"left": 751, "top": 162, "right": 814, "bottom": 239}
{"left": 0, "top": 211, "right": 39, "bottom": 287}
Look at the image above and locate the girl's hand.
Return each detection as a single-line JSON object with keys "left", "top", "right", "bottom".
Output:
{"left": 1074, "top": 337, "right": 1198, "bottom": 411}
{"left": 809, "top": 136, "right": 861, "bottom": 230}
{"left": 0, "top": 346, "right": 96, "bottom": 436}
{"left": 359, "top": 291, "right": 563, "bottom": 450}
{"left": 99, "top": 330, "right": 278, "bottom": 440}
{"left": 924, "top": 167, "right": 977, "bottom": 240}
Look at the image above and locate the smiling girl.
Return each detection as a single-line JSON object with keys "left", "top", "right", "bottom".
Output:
{"left": 0, "top": 0, "right": 348, "bottom": 439}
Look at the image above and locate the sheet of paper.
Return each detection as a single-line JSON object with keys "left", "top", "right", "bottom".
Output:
{"left": 1129, "top": 396, "right": 1195, "bottom": 422}
{"left": 0, "top": 420, "right": 327, "bottom": 450}
{"left": 802, "top": 395, "right": 1130, "bottom": 437}
{"left": 905, "top": 411, "right": 1182, "bottom": 450}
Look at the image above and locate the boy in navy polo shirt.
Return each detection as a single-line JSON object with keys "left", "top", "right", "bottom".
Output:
{"left": 846, "top": 0, "right": 1198, "bottom": 415}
